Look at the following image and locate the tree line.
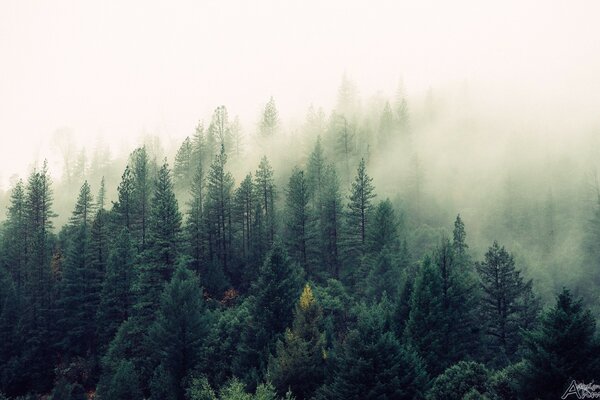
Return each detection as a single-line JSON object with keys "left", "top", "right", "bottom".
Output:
{"left": 1, "top": 92, "right": 599, "bottom": 399}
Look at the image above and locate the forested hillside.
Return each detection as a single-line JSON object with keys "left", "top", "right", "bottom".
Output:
{"left": 1, "top": 80, "right": 599, "bottom": 399}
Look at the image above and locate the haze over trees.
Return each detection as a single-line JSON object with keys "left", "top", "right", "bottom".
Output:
{"left": 0, "top": 76, "right": 599, "bottom": 400}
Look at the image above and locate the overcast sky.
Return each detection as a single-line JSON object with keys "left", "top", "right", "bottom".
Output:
{"left": 1, "top": 0, "right": 599, "bottom": 185}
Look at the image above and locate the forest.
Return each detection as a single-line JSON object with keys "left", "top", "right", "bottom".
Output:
{"left": 0, "top": 77, "right": 599, "bottom": 400}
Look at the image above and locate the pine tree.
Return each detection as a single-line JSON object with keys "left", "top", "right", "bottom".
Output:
{"left": 259, "top": 97, "right": 279, "bottom": 139}
{"left": 58, "top": 181, "right": 96, "bottom": 356}
{"left": 131, "top": 147, "right": 152, "bottom": 252}
{"left": 236, "top": 242, "right": 303, "bottom": 385}
{"left": 522, "top": 288, "right": 600, "bottom": 398}
{"left": 346, "top": 158, "right": 376, "bottom": 254}
{"left": 208, "top": 106, "right": 232, "bottom": 156}
{"left": 306, "top": 137, "right": 326, "bottom": 206}
{"left": 285, "top": 167, "right": 317, "bottom": 275}
{"left": 96, "top": 228, "right": 134, "bottom": 349}
{"left": 21, "top": 160, "right": 57, "bottom": 393}
{"left": 174, "top": 136, "right": 193, "bottom": 190}
{"left": 453, "top": 214, "right": 468, "bottom": 258}
{"left": 234, "top": 174, "right": 257, "bottom": 287}
{"left": 255, "top": 156, "right": 276, "bottom": 249}
{"left": 186, "top": 162, "right": 206, "bottom": 277}
{"left": 406, "top": 240, "right": 481, "bottom": 376}
{"left": 97, "top": 176, "right": 106, "bottom": 210}
{"left": 318, "top": 302, "right": 428, "bottom": 400}
{"left": 366, "top": 246, "right": 403, "bottom": 301}
{"left": 205, "top": 145, "right": 234, "bottom": 285}
{"left": 320, "top": 165, "right": 343, "bottom": 279}
{"left": 1, "top": 180, "right": 28, "bottom": 289}
{"left": 0, "top": 269, "right": 23, "bottom": 396}
{"left": 134, "top": 162, "right": 182, "bottom": 323}
{"left": 268, "top": 284, "right": 326, "bottom": 399}
{"left": 476, "top": 241, "right": 540, "bottom": 365}
{"left": 367, "top": 199, "right": 399, "bottom": 255}
{"left": 113, "top": 165, "right": 135, "bottom": 230}
{"left": 148, "top": 266, "right": 209, "bottom": 400}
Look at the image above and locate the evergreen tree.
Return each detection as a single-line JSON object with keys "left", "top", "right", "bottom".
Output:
{"left": 236, "top": 242, "right": 303, "bottom": 385}
{"left": 174, "top": 136, "right": 193, "bottom": 190}
{"left": 453, "top": 214, "right": 468, "bottom": 258}
{"left": 319, "top": 165, "right": 343, "bottom": 279}
{"left": 268, "top": 284, "right": 326, "bottom": 399}
{"left": 205, "top": 144, "right": 234, "bottom": 286}
{"left": 366, "top": 246, "right": 403, "bottom": 301}
{"left": 427, "top": 361, "right": 490, "bottom": 400}
{"left": 406, "top": 240, "right": 481, "bottom": 376}
{"left": 259, "top": 97, "right": 279, "bottom": 139}
{"left": 346, "top": 158, "right": 375, "bottom": 255}
{"left": 97, "top": 176, "right": 106, "bottom": 210}
{"left": 255, "top": 156, "right": 276, "bottom": 249}
{"left": 96, "top": 229, "right": 135, "bottom": 349}
{"left": 1, "top": 179, "right": 28, "bottom": 289}
{"left": 522, "top": 288, "right": 600, "bottom": 398}
{"left": 0, "top": 269, "right": 23, "bottom": 396}
{"left": 131, "top": 147, "right": 152, "bottom": 252}
{"left": 113, "top": 165, "right": 135, "bottom": 230}
{"left": 148, "top": 266, "right": 209, "bottom": 400}
{"left": 476, "top": 241, "right": 540, "bottom": 364}
{"left": 58, "top": 181, "right": 96, "bottom": 356}
{"left": 306, "top": 137, "right": 326, "bottom": 206}
{"left": 318, "top": 302, "right": 428, "bottom": 400}
{"left": 285, "top": 167, "right": 317, "bottom": 276}
{"left": 186, "top": 162, "right": 206, "bottom": 277}
{"left": 97, "top": 360, "right": 143, "bottom": 400}
{"left": 234, "top": 173, "right": 258, "bottom": 288}
{"left": 367, "top": 199, "right": 399, "bottom": 255}
{"left": 208, "top": 106, "right": 232, "bottom": 156}
{"left": 134, "top": 161, "right": 182, "bottom": 324}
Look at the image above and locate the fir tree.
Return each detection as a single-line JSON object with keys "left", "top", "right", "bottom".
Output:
{"left": 96, "top": 229, "right": 135, "bottom": 349}
{"left": 346, "top": 158, "right": 375, "bottom": 254}
{"left": 320, "top": 165, "right": 343, "bottom": 279}
{"left": 318, "top": 302, "right": 428, "bottom": 400}
{"left": 285, "top": 167, "right": 317, "bottom": 275}
{"left": 174, "top": 136, "right": 193, "bottom": 190}
{"left": 1, "top": 179, "right": 28, "bottom": 289}
{"left": 476, "top": 241, "right": 540, "bottom": 365}
{"left": 148, "top": 266, "right": 209, "bottom": 400}
{"left": 259, "top": 97, "right": 279, "bottom": 139}
{"left": 205, "top": 145, "right": 234, "bottom": 284}
{"left": 522, "top": 288, "right": 600, "bottom": 398}
{"left": 268, "top": 284, "right": 326, "bottom": 399}
{"left": 255, "top": 156, "right": 276, "bottom": 247}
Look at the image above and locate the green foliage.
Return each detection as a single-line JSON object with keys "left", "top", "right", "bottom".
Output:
{"left": 97, "top": 360, "right": 143, "bottom": 400}
{"left": 148, "top": 265, "right": 209, "bottom": 400}
{"left": 269, "top": 284, "right": 326, "bottom": 399}
{"left": 205, "top": 144, "right": 234, "bottom": 285}
{"left": 237, "top": 242, "right": 303, "bottom": 385}
{"left": 260, "top": 97, "right": 279, "bottom": 138}
{"left": 96, "top": 228, "right": 134, "bottom": 348}
{"left": 405, "top": 239, "right": 481, "bottom": 376}
{"left": 346, "top": 158, "right": 376, "bottom": 255}
{"left": 285, "top": 167, "right": 317, "bottom": 275}
{"left": 427, "top": 361, "right": 490, "bottom": 400}
{"left": 318, "top": 301, "right": 428, "bottom": 400}
{"left": 522, "top": 288, "right": 600, "bottom": 398}
{"left": 476, "top": 241, "right": 540, "bottom": 365}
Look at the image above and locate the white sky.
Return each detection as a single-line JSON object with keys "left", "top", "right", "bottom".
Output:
{"left": 1, "top": 0, "right": 600, "bottom": 185}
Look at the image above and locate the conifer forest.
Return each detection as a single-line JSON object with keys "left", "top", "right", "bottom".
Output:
{"left": 1, "top": 2, "right": 600, "bottom": 399}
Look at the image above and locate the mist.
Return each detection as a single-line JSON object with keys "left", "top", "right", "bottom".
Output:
{"left": 1, "top": 1, "right": 600, "bottom": 398}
